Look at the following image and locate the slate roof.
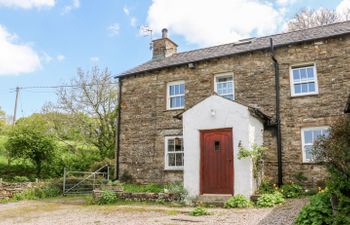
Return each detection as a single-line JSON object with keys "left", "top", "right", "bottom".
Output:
{"left": 118, "top": 21, "right": 350, "bottom": 78}
{"left": 174, "top": 93, "right": 272, "bottom": 126}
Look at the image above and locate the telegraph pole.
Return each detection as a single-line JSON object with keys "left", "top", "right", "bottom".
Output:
{"left": 12, "top": 87, "right": 20, "bottom": 125}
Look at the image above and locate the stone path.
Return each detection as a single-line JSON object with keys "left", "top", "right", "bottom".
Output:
{"left": 258, "top": 198, "right": 309, "bottom": 225}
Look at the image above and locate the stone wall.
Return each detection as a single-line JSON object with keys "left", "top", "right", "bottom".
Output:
{"left": 0, "top": 181, "right": 42, "bottom": 200}
{"left": 119, "top": 34, "right": 350, "bottom": 186}
{"left": 93, "top": 190, "right": 181, "bottom": 202}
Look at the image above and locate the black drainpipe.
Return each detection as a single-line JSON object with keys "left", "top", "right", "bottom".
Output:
{"left": 115, "top": 77, "right": 123, "bottom": 180}
{"left": 270, "top": 38, "right": 283, "bottom": 187}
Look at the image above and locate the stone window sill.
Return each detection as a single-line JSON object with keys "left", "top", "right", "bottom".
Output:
{"left": 164, "top": 168, "right": 184, "bottom": 172}
{"left": 301, "top": 161, "right": 324, "bottom": 165}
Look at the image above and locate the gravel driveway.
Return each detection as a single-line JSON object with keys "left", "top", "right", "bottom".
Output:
{"left": 0, "top": 198, "right": 308, "bottom": 225}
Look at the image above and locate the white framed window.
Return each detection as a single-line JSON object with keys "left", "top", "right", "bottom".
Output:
{"left": 301, "top": 127, "right": 329, "bottom": 163}
{"left": 164, "top": 136, "right": 184, "bottom": 170}
{"left": 214, "top": 73, "right": 234, "bottom": 100}
{"left": 167, "top": 81, "right": 185, "bottom": 110}
{"left": 290, "top": 64, "right": 318, "bottom": 96}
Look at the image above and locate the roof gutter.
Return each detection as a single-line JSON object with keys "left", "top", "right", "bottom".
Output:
{"left": 270, "top": 38, "right": 283, "bottom": 187}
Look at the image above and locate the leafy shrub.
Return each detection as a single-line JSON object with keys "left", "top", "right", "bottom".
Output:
{"left": 5, "top": 124, "right": 56, "bottom": 177}
{"left": 238, "top": 144, "right": 268, "bottom": 179}
{"left": 122, "top": 183, "right": 164, "bottom": 193}
{"left": 190, "top": 207, "right": 209, "bottom": 216}
{"left": 295, "top": 192, "right": 332, "bottom": 225}
{"left": 97, "top": 190, "right": 117, "bottom": 205}
{"left": 257, "top": 180, "right": 275, "bottom": 194}
{"left": 313, "top": 115, "right": 350, "bottom": 222}
{"left": 13, "top": 185, "right": 61, "bottom": 201}
{"left": 224, "top": 194, "right": 253, "bottom": 208}
{"left": 12, "top": 176, "right": 30, "bottom": 183}
{"left": 48, "top": 143, "right": 100, "bottom": 177}
{"left": 280, "top": 183, "right": 303, "bottom": 198}
{"left": 0, "top": 162, "right": 36, "bottom": 182}
{"left": 256, "top": 192, "right": 285, "bottom": 208}
{"left": 165, "top": 182, "right": 188, "bottom": 202}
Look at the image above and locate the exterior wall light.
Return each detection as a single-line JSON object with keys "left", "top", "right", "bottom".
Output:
{"left": 210, "top": 109, "right": 216, "bottom": 117}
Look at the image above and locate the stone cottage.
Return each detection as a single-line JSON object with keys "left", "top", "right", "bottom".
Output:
{"left": 115, "top": 21, "right": 350, "bottom": 198}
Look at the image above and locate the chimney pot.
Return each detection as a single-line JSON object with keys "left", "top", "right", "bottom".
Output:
{"left": 152, "top": 28, "right": 177, "bottom": 60}
{"left": 162, "top": 28, "right": 168, "bottom": 38}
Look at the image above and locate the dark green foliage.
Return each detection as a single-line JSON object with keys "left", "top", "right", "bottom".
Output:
{"left": 280, "top": 183, "right": 304, "bottom": 198}
{"left": 12, "top": 176, "right": 30, "bottom": 182}
{"left": 165, "top": 182, "right": 188, "bottom": 202}
{"left": 122, "top": 183, "right": 164, "bottom": 193}
{"left": 256, "top": 192, "right": 285, "bottom": 208}
{"left": 97, "top": 190, "right": 118, "bottom": 205}
{"left": 5, "top": 123, "right": 56, "bottom": 177}
{"left": 190, "top": 207, "right": 209, "bottom": 216}
{"left": 13, "top": 185, "right": 62, "bottom": 201}
{"left": 238, "top": 144, "right": 268, "bottom": 178}
{"left": 296, "top": 192, "right": 333, "bottom": 225}
{"left": 313, "top": 115, "right": 350, "bottom": 222}
{"left": 0, "top": 162, "right": 36, "bottom": 181}
{"left": 257, "top": 180, "right": 275, "bottom": 194}
{"left": 49, "top": 144, "right": 100, "bottom": 176}
{"left": 224, "top": 194, "right": 253, "bottom": 208}
{"left": 314, "top": 115, "right": 350, "bottom": 177}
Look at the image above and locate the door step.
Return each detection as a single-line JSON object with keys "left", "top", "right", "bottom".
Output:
{"left": 194, "top": 194, "right": 232, "bottom": 207}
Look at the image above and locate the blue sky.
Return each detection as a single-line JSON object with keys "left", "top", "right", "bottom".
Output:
{"left": 0, "top": 0, "right": 348, "bottom": 118}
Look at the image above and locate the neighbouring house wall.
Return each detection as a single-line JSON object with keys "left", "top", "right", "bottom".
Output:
{"left": 119, "top": 35, "right": 350, "bottom": 186}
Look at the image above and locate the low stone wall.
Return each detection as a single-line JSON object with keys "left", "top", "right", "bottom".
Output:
{"left": 93, "top": 190, "right": 180, "bottom": 202}
{"left": 0, "top": 181, "right": 42, "bottom": 200}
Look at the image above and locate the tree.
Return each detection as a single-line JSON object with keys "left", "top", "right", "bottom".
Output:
{"left": 5, "top": 116, "right": 56, "bottom": 177}
{"left": 287, "top": 8, "right": 350, "bottom": 32}
{"left": 0, "top": 107, "right": 7, "bottom": 133}
{"left": 55, "top": 67, "right": 118, "bottom": 159}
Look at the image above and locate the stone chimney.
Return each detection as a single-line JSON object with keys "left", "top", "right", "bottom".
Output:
{"left": 152, "top": 28, "right": 178, "bottom": 60}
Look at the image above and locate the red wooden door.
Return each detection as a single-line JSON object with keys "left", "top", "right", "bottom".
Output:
{"left": 200, "top": 128, "right": 233, "bottom": 195}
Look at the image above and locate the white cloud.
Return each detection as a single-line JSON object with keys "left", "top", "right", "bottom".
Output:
{"left": 62, "top": 0, "right": 79, "bottom": 14}
{"left": 130, "top": 17, "right": 137, "bottom": 27}
{"left": 147, "top": 0, "right": 285, "bottom": 46}
{"left": 90, "top": 57, "right": 99, "bottom": 63}
{"left": 40, "top": 52, "right": 65, "bottom": 63}
{"left": 0, "top": 25, "right": 41, "bottom": 75}
{"left": 123, "top": 5, "right": 130, "bottom": 16}
{"left": 107, "top": 23, "right": 120, "bottom": 36}
{"left": 337, "top": 0, "right": 350, "bottom": 20}
{"left": 0, "top": 0, "right": 55, "bottom": 9}
{"left": 41, "top": 51, "right": 52, "bottom": 63}
{"left": 123, "top": 5, "right": 138, "bottom": 28}
{"left": 56, "top": 54, "right": 65, "bottom": 61}
{"left": 276, "top": 0, "right": 297, "bottom": 6}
